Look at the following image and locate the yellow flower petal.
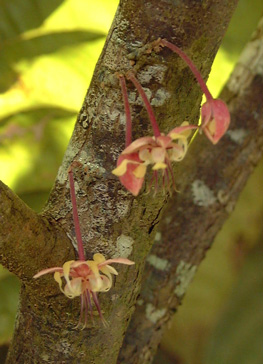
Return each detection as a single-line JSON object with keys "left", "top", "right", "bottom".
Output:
{"left": 169, "top": 132, "right": 187, "bottom": 141}
{"left": 133, "top": 164, "right": 147, "bottom": 178}
{"left": 112, "top": 159, "right": 131, "bottom": 176}
{"left": 104, "top": 265, "right": 118, "bottom": 276}
{"left": 62, "top": 260, "right": 75, "bottom": 292}
{"left": 64, "top": 277, "right": 83, "bottom": 298}
{"left": 152, "top": 162, "right": 167, "bottom": 170}
{"left": 93, "top": 253, "right": 106, "bottom": 264}
{"left": 87, "top": 261, "right": 102, "bottom": 291}
{"left": 54, "top": 272, "right": 64, "bottom": 294}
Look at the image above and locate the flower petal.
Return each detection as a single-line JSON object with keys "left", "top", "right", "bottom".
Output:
{"left": 112, "top": 158, "right": 132, "bottom": 176}
{"left": 152, "top": 162, "right": 167, "bottom": 170}
{"left": 93, "top": 253, "right": 106, "bottom": 264}
{"left": 133, "top": 164, "right": 147, "bottom": 178}
{"left": 99, "top": 258, "right": 135, "bottom": 267}
{"left": 64, "top": 277, "right": 83, "bottom": 298}
{"left": 122, "top": 136, "right": 156, "bottom": 154}
{"left": 99, "top": 276, "right": 112, "bottom": 292}
{"left": 151, "top": 147, "right": 166, "bottom": 163}
{"left": 54, "top": 271, "right": 64, "bottom": 294}
{"left": 169, "top": 123, "right": 198, "bottom": 139}
{"left": 114, "top": 154, "right": 145, "bottom": 196}
{"left": 62, "top": 260, "right": 75, "bottom": 292}
{"left": 33, "top": 267, "right": 63, "bottom": 279}
{"left": 201, "top": 99, "right": 230, "bottom": 144}
{"left": 100, "top": 265, "right": 118, "bottom": 278}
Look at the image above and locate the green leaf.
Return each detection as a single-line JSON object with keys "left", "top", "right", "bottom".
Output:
{"left": 0, "top": 0, "right": 118, "bottom": 191}
{"left": 0, "top": 0, "right": 64, "bottom": 40}
{"left": 0, "top": 107, "right": 76, "bottom": 195}
{"left": 1, "top": 30, "right": 105, "bottom": 93}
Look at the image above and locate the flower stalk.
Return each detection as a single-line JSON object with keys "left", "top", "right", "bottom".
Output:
{"left": 68, "top": 166, "right": 85, "bottom": 260}
{"left": 126, "top": 72, "right": 161, "bottom": 138}
{"left": 160, "top": 39, "right": 213, "bottom": 102}
{"left": 118, "top": 74, "right": 133, "bottom": 147}
{"left": 34, "top": 165, "right": 135, "bottom": 328}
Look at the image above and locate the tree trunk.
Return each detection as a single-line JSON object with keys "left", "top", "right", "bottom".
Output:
{"left": 1, "top": 0, "right": 255, "bottom": 363}
{"left": 119, "top": 14, "right": 263, "bottom": 363}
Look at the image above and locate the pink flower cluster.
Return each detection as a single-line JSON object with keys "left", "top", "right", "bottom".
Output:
{"left": 112, "top": 40, "right": 230, "bottom": 196}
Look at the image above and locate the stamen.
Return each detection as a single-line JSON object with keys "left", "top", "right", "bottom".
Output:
{"left": 75, "top": 294, "right": 85, "bottom": 329}
{"left": 154, "top": 170, "right": 159, "bottom": 196}
{"left": 92, "top": 292, "right": 108, "bottom": 327}
{"left": 166, "top": 159, "right": 178, "bottom": 192}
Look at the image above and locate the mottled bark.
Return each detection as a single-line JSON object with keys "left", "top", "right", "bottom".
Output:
{"left": 0, "top": 181, "right": 72, "bottom": 283}
{"left": 1, "top": 0, "right": 241, "bottom": 363}
{"left": 119, "top": 16, "right": 263, "bottom": 364}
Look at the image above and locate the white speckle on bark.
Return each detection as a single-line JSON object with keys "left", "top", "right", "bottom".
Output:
{"left": 56, "top": 339, "right": 71, "bottom": 355}
{"left": 137, "top": 299, "right": 144, "bottom": 306}
{"left": 227, "top": 129, "right": 248, "bottom": 145}
{"left": 226, "top": 200, "right": 236, "bottom": 214}
{"left": 57, "top": 141, "right": 79, "bottom": 184}
{"left": 147, "top": 254, "right": 170, "bottom": 271}
{"left": 174, "top": 261, "right": 197, "bottom": 297}
{"left": 86, "top": 162, "right": 106, "bottom": 175}
{"left": 128, "top": 91, "right": 137, "bottom": 103}
{"left": 151, "top": 88, "right": 171, "bottom": 107}
{"left": 113, "top": 235, "right": 134, "bottom": 258}
{"left": 165, "top": 216, "right": 172, "bottom": 224}
{"left": 111, "top": 294, "right": 119, "bottom": 301}
{"left": 217, "top": 189, "right": 229, "bottom": 205}
{"left": 79, "top": 150, "right": 88, "bottom": 162}
{"left": 137, "top": 64, "right": 167, "bottom": 84}
{"left": 41, "top": 354, "right": 50, "bottom": 362}
{"left": 145, "top": 303, "right": 166, "bottom": 324}
{"left": 154, "top": 232, "right": 162, "bottom": 242}
{"left": 192, "top": 180, "right": 216, "bottom": 207}
{"left": 119, "top": 112, "right": 126, "bottom": 125}
{"left": 116, "top": 201, "right": 129, "bottom": 217}
{"left": 134, "top": 88, "right": 152, "bottom": 105}
{"left": 228, "top": 36, "right": 263, "bottom": 94}
{"left": 108, "top": 109, "right": 120, "bottom": 121}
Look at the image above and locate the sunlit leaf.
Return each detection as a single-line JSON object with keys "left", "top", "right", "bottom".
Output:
{"left": 0, "top": 0, "right": 64, "bottom": 40}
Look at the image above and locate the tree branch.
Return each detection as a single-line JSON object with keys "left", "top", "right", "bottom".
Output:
{"left": 0, "top": 181, "right": 73, "bottom": 285}
{"left": 119, "top": 15, "right": 263, "bottom": 364}
{"left": 5, "top": 0, "right": 239, "bottom": 363}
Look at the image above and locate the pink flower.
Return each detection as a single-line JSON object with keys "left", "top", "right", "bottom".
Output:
{"left": 157, "top": 39, "right": 230, "bottom": 144}
{"left": 114, "top": 153, "right": 145, "bottom": 196}
{"left": 112, "top": 122, "right": 197, "bottom": 195}
{"left": 34, "top": 253, "right": 134, "bottom": 328}
{"left": 201, "top": 98, "right": 231, "bottom": 144}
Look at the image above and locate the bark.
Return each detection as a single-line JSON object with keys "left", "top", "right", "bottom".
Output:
{"left": 0, "top": 181, "right": 73, "bottom": 283}
{"left": 0, "top": 0, "right": 241, "bottom": 363}
{"left": 119, "top": 15, "right": 263, "bottom": 364}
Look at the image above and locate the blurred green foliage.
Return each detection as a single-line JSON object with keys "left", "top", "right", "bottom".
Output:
{"left": 0, "top": 1, "right": 263, "bottom": 363}
{"left": 0, "top": 0, "right": 118, "bottom": 347}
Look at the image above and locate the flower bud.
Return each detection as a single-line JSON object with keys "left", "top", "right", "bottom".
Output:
{"left": 201, "top": 99, "right": 230, "bottom": 144}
